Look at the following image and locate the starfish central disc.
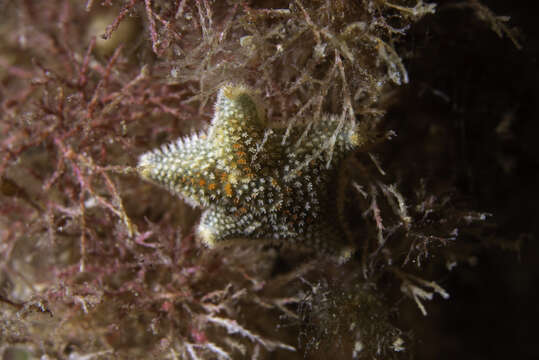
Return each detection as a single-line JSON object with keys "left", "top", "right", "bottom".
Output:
{"left": 138, "top": 84, "right": 360, "bottom": 259}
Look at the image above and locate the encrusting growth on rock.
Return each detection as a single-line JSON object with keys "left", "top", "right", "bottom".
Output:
{"left": 138, "top": 84, "right": 362, "bottom": 259}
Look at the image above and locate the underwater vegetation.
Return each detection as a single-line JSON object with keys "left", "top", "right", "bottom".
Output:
{"left": 1, "top": 0, "right": 534, "bottom": 359}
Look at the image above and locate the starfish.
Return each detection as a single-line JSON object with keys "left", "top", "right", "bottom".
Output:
{"left": 138, "top": 84, "right": 362, "bottom": 259}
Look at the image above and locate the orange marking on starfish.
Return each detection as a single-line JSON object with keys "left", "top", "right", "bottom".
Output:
{"left": 224, "top": 183, "right": 233, "bottom": 197}
{"left": 220, "top": 172, "right": 228, "bottom": 182}
{"left": 208, "top": 183, "right": 217, "bottom": 191}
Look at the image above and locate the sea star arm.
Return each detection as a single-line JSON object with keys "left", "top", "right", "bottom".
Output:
{"left": 137, "top": 85, "right": 269, "bottom": 208}
{"left": 282, "top": 115, "right": 360, "bottom": 181}
{"left": 197, "top": 205, "right": 265, "bottom": 247}
{"left": 137, "top": 134, "right": 220, "bottom": 207}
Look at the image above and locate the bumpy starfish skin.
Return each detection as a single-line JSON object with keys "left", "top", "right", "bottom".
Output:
{"left": 138, "top": 84, "right": 360, "bottom": 257}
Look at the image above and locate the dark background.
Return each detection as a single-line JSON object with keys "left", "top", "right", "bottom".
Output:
{"left": 389, "top": 1, "right": 538, "bottom": 358}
